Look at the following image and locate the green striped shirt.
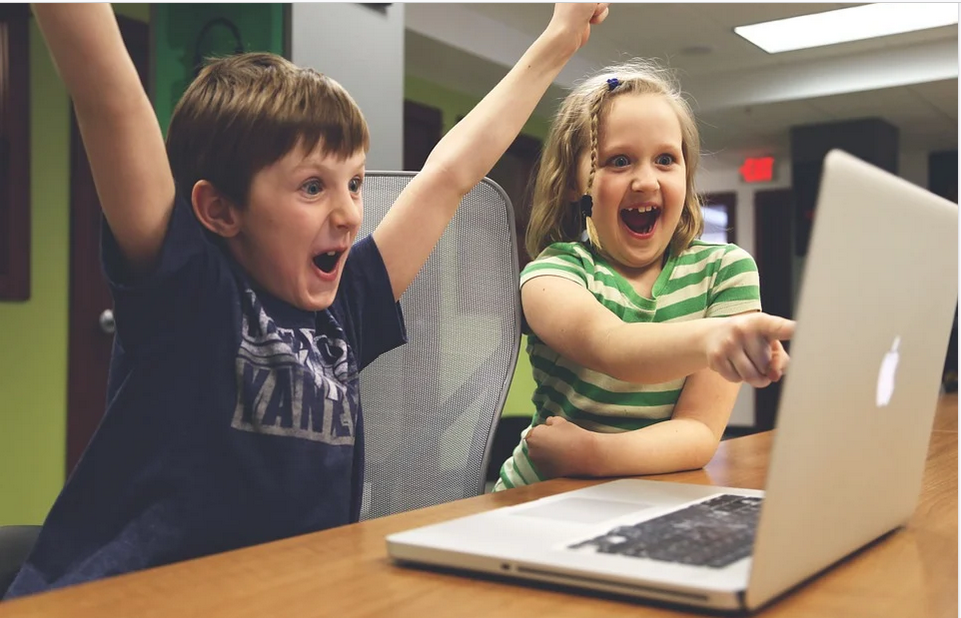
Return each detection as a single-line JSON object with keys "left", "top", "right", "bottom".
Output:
{"left": 493, "top": 240, "right": 761, "bottom": 491}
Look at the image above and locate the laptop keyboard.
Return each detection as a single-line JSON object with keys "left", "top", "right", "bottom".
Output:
{"left": 568, "top": 494, "right": 763, "bottom": 569}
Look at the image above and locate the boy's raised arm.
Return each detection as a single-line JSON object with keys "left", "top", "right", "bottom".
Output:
{"left": 372, "top": 3, "right": 610, "bottom": 301}
{"left": 33, "top": 4, "right": 175, "bottom": 275}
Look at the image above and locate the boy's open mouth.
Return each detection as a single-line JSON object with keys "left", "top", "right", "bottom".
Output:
{"left": 621, "top": 206, "right": 661, "bottom": 235}
{"left": 313, "top": 251, "right": 342, "bottom": 274}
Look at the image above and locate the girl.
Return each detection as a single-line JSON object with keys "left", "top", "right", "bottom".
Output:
{"left": 494, "top": 59, "right": 795, "bottom": 490}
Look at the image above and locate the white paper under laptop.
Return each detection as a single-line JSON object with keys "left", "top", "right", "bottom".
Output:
{"left": 386, "top": 150, "right": 959, "bottom": 612}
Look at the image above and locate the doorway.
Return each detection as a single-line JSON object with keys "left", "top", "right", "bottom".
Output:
{"left": 753, "top": 188, "right": 794, "bottom": 430}
{"left": 66, "top": 16, "right": 149, "bottom": 476}
{"left": 486, "top": 134, "right": 541, "bottom": 269}
{"left": 402, "top": 99, "right": 442, "bottom": 172}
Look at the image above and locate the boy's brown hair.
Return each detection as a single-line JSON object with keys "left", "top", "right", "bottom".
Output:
{"left": 166, "top": 53, "right": 370, "bottom": 207}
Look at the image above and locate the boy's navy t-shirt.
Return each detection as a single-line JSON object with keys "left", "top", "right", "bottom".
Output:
{"left": 5, "top": 193, "right": 406, "bottom": 598}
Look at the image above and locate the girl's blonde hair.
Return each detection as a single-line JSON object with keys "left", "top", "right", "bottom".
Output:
{"left": 526, "top": 59, "right": 704, "bottom": 260}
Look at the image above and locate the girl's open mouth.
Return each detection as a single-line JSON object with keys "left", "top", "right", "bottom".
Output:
{"left": 621, "top": 206, "right": 661, "bottom": 235}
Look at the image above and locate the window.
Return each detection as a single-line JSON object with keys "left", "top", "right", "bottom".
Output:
{"left": 699, "top": 192, "right": 736, "bottom": 245}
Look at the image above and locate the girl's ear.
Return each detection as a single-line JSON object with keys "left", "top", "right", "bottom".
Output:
{"left": 192, "top": 180, "right": 241, "bottom": 238}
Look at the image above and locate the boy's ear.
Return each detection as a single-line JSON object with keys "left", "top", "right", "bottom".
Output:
{"left": 191, "top": 180, "right": 241, "bottom": 238}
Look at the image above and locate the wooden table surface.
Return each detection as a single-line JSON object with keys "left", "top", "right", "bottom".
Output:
{"left": 2, "top": 394, "right": 956, "bottom": 617}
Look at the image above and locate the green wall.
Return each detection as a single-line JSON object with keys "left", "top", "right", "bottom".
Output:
{"left": 405, "top": 74, "right": 551, "bottom": 140}
{"left": 0, "top": 18, "right": 71, "bottom": 526}
{"left": 404, "top": 74, "right": 547, "bottom": 421}
{"left": 0, "top": 4, "right": 148, "bottom": 526}
{"left": 117, "top": 3, "right": 149, "bottom": 22}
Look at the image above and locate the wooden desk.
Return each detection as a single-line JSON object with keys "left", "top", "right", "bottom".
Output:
{"left": 2, "top": 395, "right": 956, "bottom": 617}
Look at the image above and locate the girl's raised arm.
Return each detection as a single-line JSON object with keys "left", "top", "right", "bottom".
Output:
{"left": 372, "top": 3, "right": 610, "bottom": 301}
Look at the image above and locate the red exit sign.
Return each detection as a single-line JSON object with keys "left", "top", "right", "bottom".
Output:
{"left": 739, "top": 157, "right": 775, "bottom": 183}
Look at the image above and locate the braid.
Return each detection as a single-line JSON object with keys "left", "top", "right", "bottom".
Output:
{"left": 585, "top": 88, "right": 606, "bottom": 198}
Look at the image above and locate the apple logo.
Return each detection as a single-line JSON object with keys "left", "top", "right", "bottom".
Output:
{"left": 876, "top": 336, "right": 901, "bottom": 407}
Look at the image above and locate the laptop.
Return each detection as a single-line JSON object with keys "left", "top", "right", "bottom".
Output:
{"left": 385, "top": 149, "right": 959, "bottom": 612}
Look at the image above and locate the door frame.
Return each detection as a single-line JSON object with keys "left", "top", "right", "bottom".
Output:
{"left": 66, "top": 15, "right": 150, "bottom": 475}
{"left": 752, "top": 187, "right": 794, "bottom": 430}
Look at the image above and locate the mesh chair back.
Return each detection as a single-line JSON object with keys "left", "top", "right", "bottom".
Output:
{"left": 358, "top": 173, "right": 521, "bottom": 520}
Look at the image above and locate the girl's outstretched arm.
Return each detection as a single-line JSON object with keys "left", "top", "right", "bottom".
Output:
{"left": 523, "top": 275, "right": 794, "bottom": 387}
{"left": 372, "top": 3, "right": 610, "bottom": 301}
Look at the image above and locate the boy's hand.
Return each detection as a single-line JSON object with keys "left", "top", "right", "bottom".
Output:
{"left": 706, "top": 313, "right": 795, "bottom": 388}
{"left": 547, "top": 3, "right": 610, "bottom": 52}
{"left": 526, "top": 416, "right": 596, "bottom": 479}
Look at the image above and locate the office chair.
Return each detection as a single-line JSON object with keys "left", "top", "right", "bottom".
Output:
{"left": 358, "top": 173, "right": 521, "bottom": 520}
{"left": 0, "top": 525, "right": 41, "bottom": 598}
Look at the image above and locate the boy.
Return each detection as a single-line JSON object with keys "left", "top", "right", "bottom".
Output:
{"left": 6, "top": 2, "right": 610, "bottom": 597}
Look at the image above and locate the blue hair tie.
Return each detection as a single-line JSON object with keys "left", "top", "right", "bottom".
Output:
{"left": 607, "top": 78, "right": 620, "bottom": 91}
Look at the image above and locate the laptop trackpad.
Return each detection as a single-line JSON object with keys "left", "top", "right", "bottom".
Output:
{"left": 511, "top": 497, "right": 654, "bottom": 524}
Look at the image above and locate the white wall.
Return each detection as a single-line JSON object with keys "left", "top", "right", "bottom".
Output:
{"left": 694, "top": 150, "right": 934, "bottom": 427}
{"left": 290, "top": 3, "right": 405, "bottom": 170}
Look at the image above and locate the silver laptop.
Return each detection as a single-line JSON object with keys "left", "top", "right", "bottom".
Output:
{"left": 385, "top": 150, "right": 959, "bottom": 612}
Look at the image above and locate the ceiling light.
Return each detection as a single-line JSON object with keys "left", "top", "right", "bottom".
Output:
{"left": 734, "top": 3, "right": 959, "bottom": 54}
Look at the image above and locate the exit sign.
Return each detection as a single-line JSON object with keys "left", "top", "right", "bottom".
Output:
{"left": 740, "top": 157, "right": 776, "bottom": 183}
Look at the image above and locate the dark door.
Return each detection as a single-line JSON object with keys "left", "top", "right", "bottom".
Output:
{"left": 402, "top": 100, "right": 442, "bottom": 172}
{"left": 486, "top": 134, "right": 541, "bottom": 269}
{"left": 66, "top": 16, "right": 149, "bottom": 475}
{"left": 753, "top": 188, "right": 794, "bottom": 431}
